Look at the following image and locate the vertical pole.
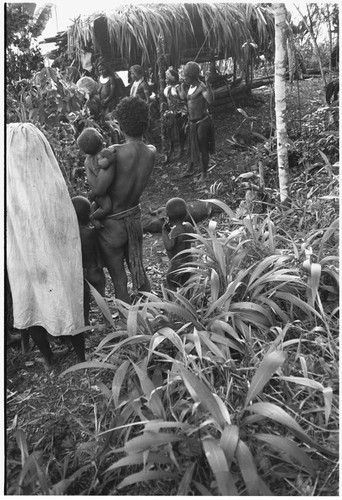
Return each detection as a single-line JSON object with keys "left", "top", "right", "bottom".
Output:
{"left": 157, "top": 34, "right": 167, "bottom": 159}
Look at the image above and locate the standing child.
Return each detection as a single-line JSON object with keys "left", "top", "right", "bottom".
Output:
{"left": 71, "top": 196, "right": 106, "bottom": 325}
{"left": 162, "top": 197, "right": 195, "bottom": 290}
{"left": 77, "top": 127, "right": 115, "bottom": 228}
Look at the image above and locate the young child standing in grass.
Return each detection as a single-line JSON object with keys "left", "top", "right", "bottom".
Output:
{"left": 162, "top": 197, "right": 195, "bottom": 290}
{"left": 71, "top": 195, "right": 106, "bottom": 325}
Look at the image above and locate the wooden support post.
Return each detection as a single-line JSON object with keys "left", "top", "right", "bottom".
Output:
{"left": 156, "top": 34, "right": 167, "bottom": 159}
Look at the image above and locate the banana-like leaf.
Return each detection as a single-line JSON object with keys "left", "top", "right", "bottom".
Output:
{"left": 117, "top": 470, "right": 177, "bottom": 489}
{"left": 203, "top": 437, "right": 239, "bottom": 495}
{"left": 244, "top": 350, "right": 287, "bottom": 407}
{"left": 178, "top": 365, "right": 229, "bottom": 430}
{"left": 254, "top": 433, "right": 317, "bottom": 474}
{"left": 132, "top": 362, "right": 166, "bottom": 419}
{"left": 86, "top": 280, "right": 115, "bottom": 326}
{"left": 197, "top": 331, "right": 226, "bottom": 361}
{"left": 112, "top": 359, "right": 130, "bottom": 407}
{"left": 219, "top": 424, "right": 239, "bottom": 467}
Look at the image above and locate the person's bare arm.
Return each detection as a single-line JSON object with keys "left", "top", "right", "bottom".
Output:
{"left": 202, "top": 73, "right": 214, "bottom": 104}
{"left": 162, "top": 222, "right": 176, "bottom": 251}
{"left": 88, "top": 151, "right": 116, "bottom": 198}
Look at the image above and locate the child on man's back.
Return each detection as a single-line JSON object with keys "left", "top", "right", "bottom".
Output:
{"left": 77, "top": 127, "right": 115, "bottom": 228}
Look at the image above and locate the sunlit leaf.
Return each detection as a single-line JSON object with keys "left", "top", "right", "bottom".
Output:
{"left": 323, "top": 386, "right": 333, "bottom": 425}
{"left": 105, "top": 451, "right": 172, "bottom": 472}
{"left": 60, "top": 361, "right": 118, "bottom": 376}
{"left": 245, "top": 350, "right": 287, "bottom": 407}
{"left": 219, "top": 424, "right": 239, "bottom": 466}
{"left": 236, "top": 439, "right": 266, "bottom": 495}
{"left": 125, "top": 431, "right": 182, "bottom": 454}
{"left": 203, "top": 437, "right": 238, "bottom": 495}
{"left": 112, "top": 359, "right": 130, "bottom": 407}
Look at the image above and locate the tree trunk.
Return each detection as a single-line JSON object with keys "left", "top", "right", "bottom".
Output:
{"left": 274, "top": 3, "right": 289, "bottom": 204}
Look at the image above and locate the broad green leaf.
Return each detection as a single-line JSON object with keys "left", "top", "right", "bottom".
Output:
{"left": 112, "top": 359, "right": 130, "bottom": 407}
{"left": 323, "top": 386, "right": 333, "bottom": 425}
{"left": 246, "top": 402, "right": 338, "bottom": 457}
{"left": 105, "top": 451, "right": 172, "bottom": 472}
{"left": 275, "top": 292, "right": 322, "bottom": 319}
{"left": 117, "top": 470, "right": 177, "bottom": 489}
{"left": 211, "top": 268, "right": 220, "bottom": 303}
{"left": 15, "top": 429, "right": 29, "bottom": 466}
{"left": 219, "top": 424, "right": 239, "bottom": 466}
{"left": 212, "top": 394, "right": 231, "bottom": 425}
{"left": 125, "top": 431, "right": 182, "bottom": 454}
{"left": 245, "top": 350, "right": 287, "bottom": 407}
{"left": 203, "top": 437, "right": 238, "bottom": 495}
{"left": 254, "top": 433, "right": 316, "bottom": 473}
{"left": 277, "top": 376, "right": 324, "bottom": 391}
{"left": 50, "top": 465, "right": 90, "bottom": 495}
{"left": 178, "top": 365, "right": 227, "bottom": 430}
{"left": 307, "top": 263, "right": 321, "bottom": 307}
{"left": 198, "top": 331, "right": 226, "bottom": 361}
{"left": 127, "top": 305, "right": 139, "bottom": 337}
{"left": 60, "top": 361, "right": 118, "bottom": 376}
{"left": 132, "top": 362, "right": 166, "bottom": 419}
{"left": 200, "top": 198, "right": 237, "bottom": 219}
{"left": 87, "top": 280, "right": 115, "bottom": 326}
{"left": 236, "top": 439, "right": 262, "bottom": 495}
{"left": 96, "top": 330, "right": 128, "bottom": 351}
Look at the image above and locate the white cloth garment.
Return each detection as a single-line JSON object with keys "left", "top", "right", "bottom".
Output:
{"left": 6, "top": 123, "right": 85, "bottom": 336}
{"left": 130, "top": 78, "right": 143, "bottom": 96}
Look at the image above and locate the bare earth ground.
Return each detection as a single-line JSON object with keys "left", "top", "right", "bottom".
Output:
{"left": 6, "top": 78, "right": 328, "bottom": 493}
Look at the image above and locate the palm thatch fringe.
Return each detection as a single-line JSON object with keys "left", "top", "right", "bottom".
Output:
{"left": 63, "top": 3, "right": 275, "bottom": 71}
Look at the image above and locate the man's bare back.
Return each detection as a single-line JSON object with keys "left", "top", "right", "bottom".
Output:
{"left": 106, "top": 140, "right": 155, "bottom": 213}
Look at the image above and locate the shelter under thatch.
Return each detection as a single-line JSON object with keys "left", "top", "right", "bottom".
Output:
{"left": 47, "top": 3, "right": 274, "bottom": 75}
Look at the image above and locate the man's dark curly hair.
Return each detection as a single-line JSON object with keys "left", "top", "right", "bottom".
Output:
{"left": 116, "top": 96, "right": 149, "bottom": 138}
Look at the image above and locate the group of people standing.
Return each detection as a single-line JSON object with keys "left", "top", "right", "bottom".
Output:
{"left": 6, "top": 60, "right": 215, "bottom": 369}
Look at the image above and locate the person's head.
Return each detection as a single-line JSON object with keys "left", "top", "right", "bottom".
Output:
{"left": 116, "top": 96, "right": 149, "bottom": 138}
{"left": 77, "top": 128, "right": 104, "bottom": 155}
{"left": 71, "top": 196, "right": 91, "bottom": 225}
{"left": 165, "top": 67, "right": 179, "bottom": 86}
{"left": 183, "top": 61, "right": 201, "bottom": 85}
{"left": 130, "top": 65, "right": 144, "bottom": 81}
{"left": 166, "top": 197, "right": 188, "bottom": 223}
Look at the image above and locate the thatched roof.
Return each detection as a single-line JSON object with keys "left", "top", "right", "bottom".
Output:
{"left": 61, "top": 3, "right": 274, "bottom": 71}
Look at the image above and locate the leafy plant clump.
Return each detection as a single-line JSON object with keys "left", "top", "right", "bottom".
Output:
{"left": 8, "top": 181, "right": 338, "bottom": 495}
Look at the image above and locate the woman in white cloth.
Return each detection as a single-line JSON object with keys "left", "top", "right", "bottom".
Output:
{"left": 6, "top": 123, "right": 86, "bottom": 368}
